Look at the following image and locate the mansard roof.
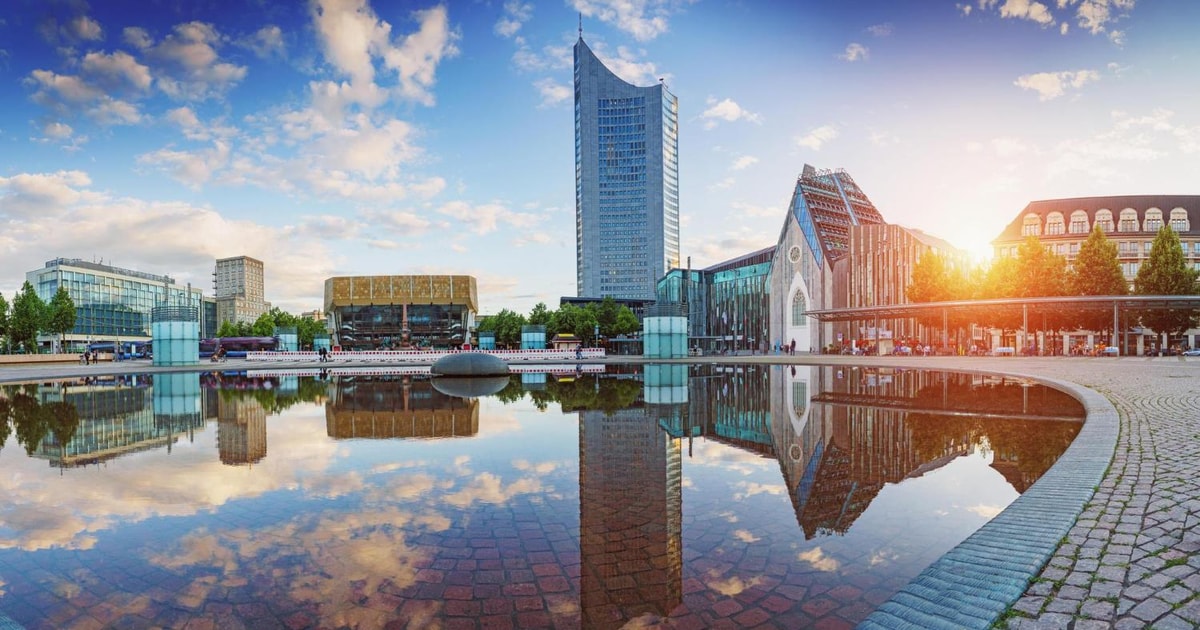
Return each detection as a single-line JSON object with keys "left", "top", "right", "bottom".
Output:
{"left": 995, "top": 195, "right": 1200, "bottom": 242}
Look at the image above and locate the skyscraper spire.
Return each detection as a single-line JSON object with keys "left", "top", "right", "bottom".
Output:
{"left": 578, "top": 12, "right": 583, "bottom": 39}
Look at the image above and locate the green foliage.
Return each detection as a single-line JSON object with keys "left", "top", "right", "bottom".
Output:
{"left": 1015, "top": 236, "right": 1068, "bottom": 298}
{"left": 10, "top": 281, "right": 46, "bottom": 353}
{"left": 47, "top": 286, "right": 77, "bottom": 351}
{"left": 216, "top": 320, "right": 239, "bottom": 338}
{"left": 613, "top": 307, "right": 640, "bottom": 336}
{"left": 907, "top": 251, "right": 962, "bottom": 303}
{"left": 251, "top": 312, "right": 276, "bottom": 337}
{"left": 1134, "top": 226, "right": 1199, "bottom": 335}
{"left": 1070, "top": 226, "right": 1128, "bottom": 296}
{"left": 552, "top": 303, "right": 598, "bottom": 343}
{"left": 477, "top": 309, "right": 526, "bottom": 348}
{"left": 0, "top": 292, "right": 9, "bottom": 340}
{"left": 1068, "top": 226, "right": 1128, "bottom": 333}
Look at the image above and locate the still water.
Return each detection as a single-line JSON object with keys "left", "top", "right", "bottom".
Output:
{"left": 0, "top": 364, "right": 1083, "bottom": 629}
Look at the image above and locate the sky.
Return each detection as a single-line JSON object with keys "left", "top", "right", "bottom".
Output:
{"left": 1, "top": 0, "right": 1198, "bottom": 316}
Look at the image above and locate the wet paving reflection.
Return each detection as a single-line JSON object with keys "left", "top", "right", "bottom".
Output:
{"left": 0, "top": 365, "right": 1082, "bottom": 629}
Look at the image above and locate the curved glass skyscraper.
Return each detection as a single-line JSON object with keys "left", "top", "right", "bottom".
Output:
{"left": 574, "top": 37, "right": 679, "bottom": 300}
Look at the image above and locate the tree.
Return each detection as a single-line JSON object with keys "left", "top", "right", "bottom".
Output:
{"left": 1134, "top": 225, "right": 1199, "bottom": 337}
{"left": 613, "top": 307, "right": 640, "bottom": 336}
{"left": 46, "top": 286, "right": 77, "bottom": 352}
{"left": 907, "top": 251, "right": 960, "bottom": 303}
{"left": 10, "top": 281, "right": 46, "bottom": 353}
{"left": 216, "top": 320, "right": 239, "bottom": 338}
{"left": 1014, "top": 236, "right": 1068, "bottom": 298}
{"left": 0, "top": 292, "right": 9, "bottom": 349}
{"left": 1068, "top": 225, "right": 1128, "bottom": 334}
{"left": 477, "top": 309, "right": 525, "bottom": 348}
{"left": 251, "top": 312, "right": 276, "bottom": 337}
{"left": 552, "top": 303, "right": 599, "bottom": 344}
{"left": 526, "top": 302, "right": 557, "bottom": 338}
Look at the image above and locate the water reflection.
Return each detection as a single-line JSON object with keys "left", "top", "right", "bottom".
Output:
{"left": 0, "top": 365, "right": 1083, "bottom": 629}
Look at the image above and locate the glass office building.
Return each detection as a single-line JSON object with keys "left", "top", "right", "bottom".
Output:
{"left": 27, "top": 258, "right": 208, "bottom": 352}
{"left": 574, "top": 36, "right": 680, "bottom": 301}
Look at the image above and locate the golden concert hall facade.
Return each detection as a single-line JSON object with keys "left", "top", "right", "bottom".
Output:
{"left": 323, "top": 275, "right": 478, "bottom": 350}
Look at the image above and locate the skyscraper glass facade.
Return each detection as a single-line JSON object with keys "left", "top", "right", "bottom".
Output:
{"left": 27, "top": 258, "right": 207, "bottom": 350}
{"left": 575, "top": 37, "right": 679, "bottom": 300}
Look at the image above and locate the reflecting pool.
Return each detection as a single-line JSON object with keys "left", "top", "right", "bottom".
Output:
{"left": 0, "top": 365, "right": 1084, "bottom": 629}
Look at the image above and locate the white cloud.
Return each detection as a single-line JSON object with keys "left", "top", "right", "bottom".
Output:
{"left": 142, "top": 21, "right": 248, "bottom": 100}
{"left": 571, "top": 0, "right": 692, "bottom": 42}
{"left": 0, "top": 172, "right": 338, "bottom": 307}
{"left": 730, "top": 155, "right": 758, "bottom": 171}
{"left": 593, "top": 45, "right": 665, "bottom": 86}
{"left": 239, "top": 25, "right": 285, "bottom": 59}
{"left": 1048, "top": 108, "right": 1177, "bottom": 179}
{"left": 957, "top": 3, "right": 973, "bottom": 15}
{"left": 700, "top": 97, "right": 761, "bottom": 130}
{"left": 534, "top": 78, "right": 571, "bottom": 108}
{"left": 68, "top": 15, "right": 104, "bottom": 41}
{"left": 869, "top": 130, "right": 900, "bottom": 147}
{"left": 494, "top": 0, "right": 533, "bottom": 38}
{"left": 730, "top": 201, "right": 777, "bottom": 218}
{"left": 311, "top": 0, "right": 459, "bottom": 109}
{"left": 137, "top": 141, "right": 231, "bottom": 188}
{"left": 795, "top": 124, "right": 839, "bottom": 150}
{"left": 437, "top": 200, "right": 539, "bottom": 235}
{"left": 1014, "top": 69, "right": 1099, "bottom": 100}
{"left": 41, "top": 121, "right": 74, "bottom": 140}
{"left": 840, "top": 42, "right": 869, "bottom": 62}
{"left": 0, "top": 170, "right": 97, "bottom": 219}
{"left": 1061, "top": 22, "right": 1069, "bottom": 34}
{"left": 1073, "top": 0, "right": 1137, "bottom": 36}
{"left": 708, "top": 177, "right": 735, "bottom": 191}
{"left": 123, "top": 26, "right": 152, "bottom": 50}
{"left": 1108, "top": 29, "right": 1125, "bottom": 46}
{"left": 998, "top": 0, "right": 1056, "bottom": 26}
{"left": 80, "top": 50, "right": 153, "bottom": 92}
{"left": 866, "top": 23, "right": 893, "bottom": 36}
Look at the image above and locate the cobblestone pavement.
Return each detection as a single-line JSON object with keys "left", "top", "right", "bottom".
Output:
{"left": 2, "top": 354, "right": 1199, "bottom": 629}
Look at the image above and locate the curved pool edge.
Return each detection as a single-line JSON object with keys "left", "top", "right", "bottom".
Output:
{"left": 857, "top": 371, "right": 1118, "bottom": 630}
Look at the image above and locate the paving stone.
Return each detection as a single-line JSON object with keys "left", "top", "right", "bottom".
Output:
{"left": 1129, "top": 597, "right": 1173, "bottom": 622}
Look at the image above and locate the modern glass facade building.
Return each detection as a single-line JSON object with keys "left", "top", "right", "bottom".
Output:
{"left": 656, "top": 247, "right": 775, "bottom": 354}
{"left": 27, "top": 258, "right": 208, "bottom": 352}
{"left": 574, "top": 36, "right": 679, "bottom": 301}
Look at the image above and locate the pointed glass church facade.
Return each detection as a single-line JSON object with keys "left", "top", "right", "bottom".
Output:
{"left": 574, "top": 37, "right": 679, "bottom": 300}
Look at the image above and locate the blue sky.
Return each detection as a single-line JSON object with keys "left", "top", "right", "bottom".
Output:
{"left": 1, "top": 0, "right": 1197, "bottom": 315}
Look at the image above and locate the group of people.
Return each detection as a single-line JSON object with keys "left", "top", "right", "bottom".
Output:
{"left": 80, "top": 350, "right": 94, "bottom": 365}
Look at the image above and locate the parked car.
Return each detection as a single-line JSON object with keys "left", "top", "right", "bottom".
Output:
{"left": 1183, "top": 349, "right": 1200, "bottom": 356}
{"left": 1100, "top": 346, "right": 1119, "bottom": 356}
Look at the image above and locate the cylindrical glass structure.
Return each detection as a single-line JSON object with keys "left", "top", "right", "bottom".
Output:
{"left": 151, "top": 306, "right": 199, "bottom": 366}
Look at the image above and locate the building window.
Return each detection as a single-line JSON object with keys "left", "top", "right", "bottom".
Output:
{"left": 1119, "top": 208, "right": 1139, "bottom": 232}
{"left": 1045, "top": 212, "right": 1065, "bottom": 235}
{"left": 1145, "top": 242, "right": 1153, "bottom": 254}
{"left": 1094, "top": 209, "right": 1114, "bottom": 232}
{"left": 1021, "top": 213, "right": 1041, "bottom": 236}
{"left": 791, "top": 291, "right": 807, "bottom": 327}
{"left": 1069, "top": 210, "right": 1089, "bottom": 234}
{"left": 1144, "top": 208, "right": 1164, "bottom": 232}
{"left": 1170, "top": 208, "right": 1190, "bottom": 232}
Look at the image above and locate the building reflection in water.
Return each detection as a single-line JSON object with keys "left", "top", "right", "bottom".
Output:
{"left": 577, "top": 364, "right": 683, "bottom": 628}
{"left": 28, "top": 375, "right": 205, "bottom": 469}
{"left": 768, "top": 365, "right": 1083, "bottom": 539}
{"left": 217, "top": 395, "right": 267, "bottom": 465}
{"left": 325, "top": 375, "right": 478, "bottom": 439}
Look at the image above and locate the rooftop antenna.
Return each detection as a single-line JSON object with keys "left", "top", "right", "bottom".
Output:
{"left": 578, "top": 13, "right": 582, "bottom": 38}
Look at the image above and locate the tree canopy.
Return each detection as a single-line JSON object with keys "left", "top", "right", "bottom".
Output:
{"left": 1134, "top": 226, "right": 1199, "bottom": 336}
{"left": 10, "top": 282, "right": 46, "bottom": 353}
{"left": 46, "top": 286, "right": 77, "bottom": 351}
